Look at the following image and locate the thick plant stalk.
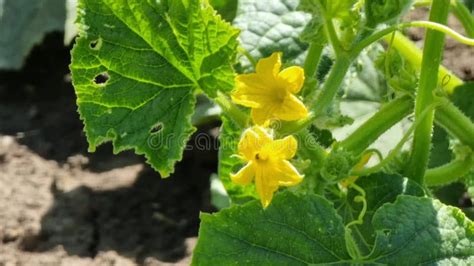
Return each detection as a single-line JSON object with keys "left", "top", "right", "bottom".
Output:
{"left": 406, "top": 0, "right": 450, "bottom": 184}
{"left": 339, "top": 96, "right": 413, "bottom": 156}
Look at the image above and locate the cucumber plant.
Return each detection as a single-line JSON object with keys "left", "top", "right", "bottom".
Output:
{"left": 70, "top": 0, "right": 474, "bottom": 264}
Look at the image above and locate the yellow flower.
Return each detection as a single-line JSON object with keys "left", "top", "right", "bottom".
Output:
{"left": 232, "top": 52, "right": 309, "bottom": 125}
{"left": 231, "top": 126, "right": 303, "bottom": 208}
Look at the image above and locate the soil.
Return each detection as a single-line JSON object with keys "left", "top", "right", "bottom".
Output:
{"left": 0, "top": 33, "right": 217, "bottom": 265}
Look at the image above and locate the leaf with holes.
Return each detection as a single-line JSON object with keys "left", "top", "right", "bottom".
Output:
{"left": 70, "top": 0, "right": 239, "bottom": 176}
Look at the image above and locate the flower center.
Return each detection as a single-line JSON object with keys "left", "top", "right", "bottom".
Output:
{"left": 254, "top": 152, "right": 269, "bottom": 162}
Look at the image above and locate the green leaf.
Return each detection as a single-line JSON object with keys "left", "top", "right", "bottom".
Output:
{"left": 233, "top": 0, "right": 311, "bottom": 71}
{"left": 429, "top": 125, "right": 453, "bottom": 167}
{"left": 452, "top": 82, "right": 474, "bottom": 120}
{"left": 365, "top": 0, "right": 414, "bottom": 27}
{"left": 0, "top": 0, "right": 66, "bottom": 69}
{"left": 192, "top": 191, "right": 351, "bottom": 265}
{"left": 209, "top": 0, "right": 238, "bottom": 22}
{"left": 368, "top": 195, "right": 474, "bottom": 264}
{"left": 71, "top": 0, "right": 239, "bottom": 176}
{"left": 218, "top": 117, "right": 257, "bottom": 203}
{"left": 193, "top": 192, "right": 474, "bottom": 264}
{"left": 342, "top": 173, "right": 425, "bottom": 254}
{"left": 462, "top": 0, "right": 474, "bottom": 13}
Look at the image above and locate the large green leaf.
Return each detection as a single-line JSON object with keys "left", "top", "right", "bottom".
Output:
{"left": 341, "top": 173, "right": 425, "bottom": 254}
{"left": 192, "top": 191, "right": 351, "bottom": 265}
{"left": 193, "top": 192, "right": 474, "bottom": 265}
{"left": 369, "top": 196, "right": 474, "bottom": 264}
{"left": 218, "top": 117, "right": 257, "bottom": 204}
{"left": 0, "top": 0, "right": 66, "bottom": 69}
{"left": 233, "top": 0, "right": 311, "bottom": 71}
{"left": 71, "top": 0, "right": 239, "bottom": 176}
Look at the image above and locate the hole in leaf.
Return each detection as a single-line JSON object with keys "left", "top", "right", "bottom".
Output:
{"left": 150, "top": 123, "right": 163, "bottom": 134}
{"left": 94, "top": 72, "right": 109, "bottom": 85}
{"left": 89, "top": 37, "right": 103, "bottom": 50}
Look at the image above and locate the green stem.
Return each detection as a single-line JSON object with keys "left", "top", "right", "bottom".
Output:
{"left": 303, "top": 42, "right": 325, "bottom": 80}
{"left": 386, "top": 32, "right": 463, "bottom": 94}
{"left": 407, "top": 0, "right": 450, "bottom": 184}
{"left": 324, "top": 17, "right": 344, "bottom": 57}
{"left": 425, "top": 155, "right": 474, "bottom": 186}
{"left": 315, "top": 0, "right": 344, "bottom": 57}
{"left": 215, "top": 91, "right": 248, "bottom": 128}
{"left": 294, "top": 129, "right": 328, "bottom": 195}
{"left": 352, "top": 21, "right": 474, "bottom": 56}
{"left": 339, "top": 96, "right": 413, "bottom": 156}
{"left": 351, "top": 18, "right": 474, "bottom": 93}
{"left": 351, "top": 104, "right": 437, "bottom": 176}
{"left": 238, "top": 47, "right": 257, "bottom": 68}
{"left": 435, "top": 99, "right": 474, "bottom": 150}
{"left": 313, "top": 55, "right": 353, "bottom": 117}
{"left": 451, "top": 0, "right": 474, "bottom": 38}
{"left": 295, "top": 129, "right": 328, "bottom": 165}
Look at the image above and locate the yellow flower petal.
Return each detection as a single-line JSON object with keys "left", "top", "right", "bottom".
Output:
{"left": 238, "top": 126, "right": 272, "bottom": 160}
{"left": 255, "top": 167, "right": 279, "bottom": 208}
{"left": 274, "top": 94, "right": 309, "bottom": 121}
{"left": 231, "top": 162, "right": 256, "bottom": 185}
{"left": 231, "top": 125, "right": 304, "bottom": 208}
{"left": 260, "top": 135, "right": 297, "bottom": 160}
{"left": 278, "top": 66, "right": 305, "bottom": 93}
{"left": 232, "top": 52, "right": 309, "bottom": 124}
{"left": 232, "top": 73, "right": 273, "bottom": 108}
{"left": 256, "top": 52, "right": 281, "bottom": 78}
{"left": 270, "top": 160, "right": 304, "bottom": 186}
{"left": 251, "top": 105, "right": 278, "bottom": 125}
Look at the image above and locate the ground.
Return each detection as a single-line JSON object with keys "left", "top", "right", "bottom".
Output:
{"left": 0, "top": 9, "right": 473, "bottom": 266}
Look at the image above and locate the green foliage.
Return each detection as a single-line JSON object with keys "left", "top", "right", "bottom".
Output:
{"left": 0, "top": 0, "right": 66, "bottom": 69}
{"left": 321, "top": 149, "right": 355, "bottom": 182}
{"left": 192, "top": 191, "right": 351, "bottom": 265}
{"left": 342, "top": 173, "right": 425, "bottom": 254}
{"left": 193, "top": 191, "right": 474, "bottom": 264}
{"left": 375, "top": 48, "right": 418, "bottom": 94}
{"left": 299, "top": 15, "right": 325, "bottom": 44}
{"left": 365, "top": 0, "right": 414, "bottom": 27}
{"left": 209, "top": 0, "right": 238, "bottom": 22}
{"left": 452, "top": 82, "right": 474, "bottom": 120}
{"left": 70, "top": 0, "right": 238, "bottom": 176}
{"left": 319, "top": 0, "right": 357, "bottom": 21}
{"left": 233, "top": 0, "right": 311, "bottom": 70}
{"left": 368, "top": 196, "right": 474, "bottom": 264}
{"left": 462, "top": 0, "right": 474, "bottom": 13}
